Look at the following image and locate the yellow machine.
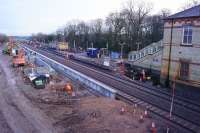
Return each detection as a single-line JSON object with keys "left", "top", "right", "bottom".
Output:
{"left": 57, "top": 42, "right": 69, "bottom": 51}
{"left": 13, "top": 49, "right": 26, "bottom": 67}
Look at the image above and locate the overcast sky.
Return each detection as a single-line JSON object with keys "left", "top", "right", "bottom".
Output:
{"left": 0, "top": 0, "right": 190, "bottom": 36}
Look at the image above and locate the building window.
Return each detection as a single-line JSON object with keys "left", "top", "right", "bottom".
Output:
{"left": 144, "top": 50, "right": 147, "bottom": 56}
{"left": 180, "top": 61, "right": 190, "bottom": 80}
{"left": 182, "top": 25, "right": 192, "bottom": 45}
{"left": 139, "top": 53, "right": 142, "bottom": 58}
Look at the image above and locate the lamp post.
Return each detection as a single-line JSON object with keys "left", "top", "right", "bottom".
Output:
{"left": 74, "top": 40, "right": 76, "bottom": 53}
{"left": 167, "top": 65, "right": 178, "bottom": 133}
{"left": 91, "top": 42, "right": 94, "bottom": 56}
{"left": 106, "top": 42, "right": 108, "bottom": 56}
{"left": 119, "top": 42, "right": 126, "bottom": 60}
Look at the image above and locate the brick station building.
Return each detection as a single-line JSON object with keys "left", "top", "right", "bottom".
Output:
{"left": 160, "top": 5, "right": 200, "bottom": 90}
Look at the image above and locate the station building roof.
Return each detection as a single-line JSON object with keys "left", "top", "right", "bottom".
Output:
{"left": 165, "top": 5, "right": 200, "bottom": 20}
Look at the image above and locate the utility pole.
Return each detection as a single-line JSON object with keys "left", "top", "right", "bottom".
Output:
{"left": 91, "top": 42, "right": 94, "bottom": 55}
{"left": 167, "top": 65, "right": 178, "bottom": 133}
{"left": 167, "top": 82, "right": 175, "bottom": 133}
{"left": 91, "top": 42, "right": 93, "bottom": 49}
{"left": 106, "top": 42, "right": 109, "bottom": 56}
{"left": 74, "top": 40, "right": 76, "bottom": 52}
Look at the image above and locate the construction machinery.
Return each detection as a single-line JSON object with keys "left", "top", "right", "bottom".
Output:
{"left": 12, "top": 49, "right": 26, "bottom": 67}
{"left": 2, "top": 37, "right": 16, "bottom": 55}
{"left": 57, "top": 42, "right": 69, "bottom": 51}
{"left": 2, "top": 42, "right": 14, "bottom": 55}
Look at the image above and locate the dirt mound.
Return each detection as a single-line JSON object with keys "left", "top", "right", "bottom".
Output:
{"left": 64, "top": 97, "right": 152, "bottom": 133}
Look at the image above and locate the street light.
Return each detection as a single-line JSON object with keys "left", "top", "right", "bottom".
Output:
{"left": 167, "top": 65, "right": 178, "bottom": 133}
{"left": 119, "top": 42, "right": 126, "bottom": 60}
{"left": 91, "top": 42, "right": 94, "bottom": 56}
{"left": 74, "top": 40, "right": 76, "bottom": 52}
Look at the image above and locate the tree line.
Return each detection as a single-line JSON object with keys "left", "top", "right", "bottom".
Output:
{"left": 0, "top": 33, "right": 9, "bottom": 44}
{"left": 31, "top": 0, "right": 200, "bottom": 53}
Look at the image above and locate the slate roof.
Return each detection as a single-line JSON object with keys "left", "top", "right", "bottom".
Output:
{"left": 165, "top": 5, "right": 200, "bottom": 20}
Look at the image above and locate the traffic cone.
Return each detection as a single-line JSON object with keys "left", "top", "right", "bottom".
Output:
{"left": 144, "top": 110, "right": 148, "bottom": 118}
{"left": 139, "top": 115, "right": 144, "bottom": 123}
{"left": 120, "top": 107, "right": 125, "bottom": 115}
{"left": 134, "top": 104, "right": 138, "bottom": 108}
{"left": 151, "top": 122, "right": 157, "bottom": 133}
{"left": 133, "top": 109, "right": 136, "bottom": 114}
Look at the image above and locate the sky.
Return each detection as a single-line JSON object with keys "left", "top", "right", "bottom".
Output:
{"left": 0, "top": 0, "right": 191, "bottom": 36}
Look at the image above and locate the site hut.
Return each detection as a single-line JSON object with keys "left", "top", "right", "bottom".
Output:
{"left": 160, "top": 5, "right": 200, "bottom": 91}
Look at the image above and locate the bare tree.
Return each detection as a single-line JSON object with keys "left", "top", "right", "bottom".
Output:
{"left": 0, "top": 33, "right": 9, "bottom": 44}
{"left": 105, "top": 12, "right": 125, "bottom": 51}
{"left": 160, "top": 9, "right": 171, "bottom": 18}
{"left": 33, "top": 0, "right": 167, "bottom": 54}
{"left": 76, "top": 21, "right": 90, "bottom": 48}
{"left": 122, "top": 0, "right": 152, "bottom": 51}
{"left": 182, "top": 0, "right": 200, "bottom": 10}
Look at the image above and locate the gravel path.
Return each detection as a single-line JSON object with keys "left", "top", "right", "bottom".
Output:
{"left": 0, "top": 47, "right": 56, "bottom": 133}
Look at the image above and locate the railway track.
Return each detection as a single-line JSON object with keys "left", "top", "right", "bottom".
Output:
{"left": 24, "top": 45, "right": 200, "bottom": 133}
{"left": 42, "top": 47, "right": 200, "bottom": 114}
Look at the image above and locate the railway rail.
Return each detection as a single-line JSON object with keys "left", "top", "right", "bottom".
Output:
{"left": 23, "top": 44, "right": 200, "bottom": 133}
{"left": 42, "top": 47, "right": 200, "bottom": 114}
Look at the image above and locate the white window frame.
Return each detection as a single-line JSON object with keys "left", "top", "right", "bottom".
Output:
{"left": 182, "top": 25, "right": 193, "bottom": 45}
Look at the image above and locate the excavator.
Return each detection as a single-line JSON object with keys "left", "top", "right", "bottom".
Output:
{"left": 12, "top": 48, "right": 26, "bottom": 67}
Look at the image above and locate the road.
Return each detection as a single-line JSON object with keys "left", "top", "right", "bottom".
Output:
{"left": 0, "top": 47, "right": 56, "bottom": 133}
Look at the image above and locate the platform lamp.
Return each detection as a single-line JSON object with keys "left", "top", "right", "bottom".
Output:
{"left": 119, "top": 42, "right": 126, "bottom": 60}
